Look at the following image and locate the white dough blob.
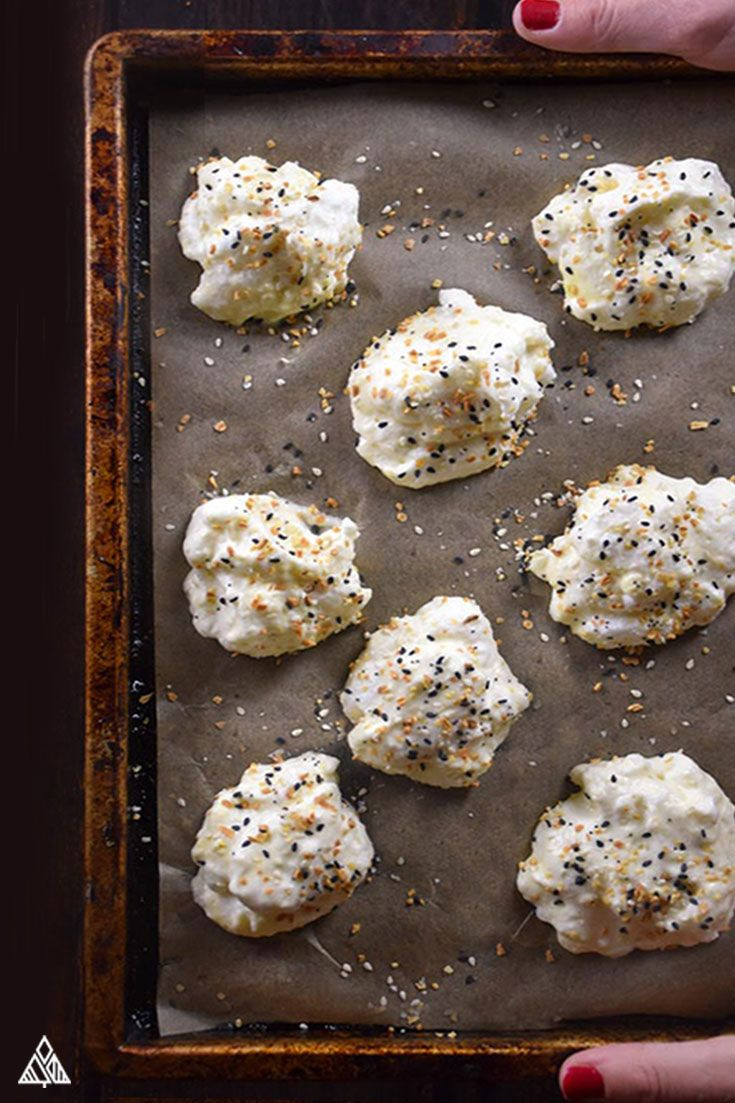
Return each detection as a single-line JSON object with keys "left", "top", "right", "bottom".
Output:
{"left": 178, "top": 155, "right": 362, "bottom": 325}
{"left": 529, "top": 464, "right": 735, "bottom": 649}
{"left": 517, "top": 751, "right": 735, "bottom": 956}
{"left": 183, "top": 492, "right": 372, "bottom": 657}
{"left": 533, "top": 156, "right": 735, "bottom": 331}
{"left": 347, "top": 288, "right": 555, "bottom": 488}
{"left": 341, "top": 596, "right": 531, "bottom": 787}
{"left": 192, "top": 753, "right": 374, "bottom": 937}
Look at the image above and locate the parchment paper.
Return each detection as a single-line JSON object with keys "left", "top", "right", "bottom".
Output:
{"left": 149, "top": 78, "right": 735, "bottom": 1036}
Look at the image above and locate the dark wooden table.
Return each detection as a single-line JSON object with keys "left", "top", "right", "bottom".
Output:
{"left": 12, "top": 3, "right": 557, "bottom": 1101}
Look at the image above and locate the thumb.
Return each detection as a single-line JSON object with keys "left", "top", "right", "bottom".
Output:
{"left": 559, "top": 1035, "right": 735, "bottom": 1103}
{"left": 512, "top": 0, "right": 735, "bottom": 71}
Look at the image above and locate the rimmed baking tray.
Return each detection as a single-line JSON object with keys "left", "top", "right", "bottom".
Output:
{"left": 84, "top": 29, "right": 733, "bottom": 1083}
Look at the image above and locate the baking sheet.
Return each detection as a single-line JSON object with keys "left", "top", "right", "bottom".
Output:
{"left": 148, "top": 77, "right": 735, "bottom": 1036}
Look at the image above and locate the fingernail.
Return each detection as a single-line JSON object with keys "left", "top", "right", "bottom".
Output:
{"left": 519, "top": 0, "right": 560, "bottom": 31}
{"left": 561, "top": 1064, "right": 605, "bottom": 1101}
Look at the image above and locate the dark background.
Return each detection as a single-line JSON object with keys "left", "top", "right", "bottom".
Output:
{"left": 11, "top": 3, "right": 549, "bottom": 1101}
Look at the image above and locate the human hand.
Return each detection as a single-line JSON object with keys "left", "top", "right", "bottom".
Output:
{"left": 559, "top": 1035, "right": 735, "bottom": 1101}
{"left": 513, "top": 0, "right": 735, "bottom": 71}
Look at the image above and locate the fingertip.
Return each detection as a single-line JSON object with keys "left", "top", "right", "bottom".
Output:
{"left": 513, "top": 0, "right": 562, "bottom": 37}
{"left": 559, "top": 1058, "right": 605, "bottom": 1101}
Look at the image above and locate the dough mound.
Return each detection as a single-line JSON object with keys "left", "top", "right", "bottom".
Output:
{"left": 183, "top": 492, "right": 372, "bottom": 657}
{"left": 529, "top": 464, "right": 735, "bottom": 649}
{"left": 341, "top": 596, "right": 531, "bottom": 788}
{"left": 348, "top": 288, "right": 555, "bottom": 488}
{"left": 533, "top": 156, "right": 735, "bottom": 331}
{"left": 192, "top": 753, "right": 374, "bottom": 937}
{"left": 517, "top": 751, "right": 735, "bottom": 956}
{"left": 178, "top": 155, "right": 362, "bottom": 325}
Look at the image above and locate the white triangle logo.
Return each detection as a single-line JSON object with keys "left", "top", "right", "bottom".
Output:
{"left": 18, "top": 1036, "right": 71, "bottom": 1087}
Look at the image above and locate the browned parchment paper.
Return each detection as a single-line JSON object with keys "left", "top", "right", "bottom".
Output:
{"left": 149, "top": 78, "right": 735, "bottom": 1036}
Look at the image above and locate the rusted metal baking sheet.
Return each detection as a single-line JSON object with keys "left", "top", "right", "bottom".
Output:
{"left": 84, "top": 29, "right": 722, "bottom": 1083}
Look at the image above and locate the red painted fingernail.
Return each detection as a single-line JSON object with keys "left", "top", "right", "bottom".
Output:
{"left": 519, "top": 0, "right": 561, "bottom": 31}
{"left": 561, "top": 1064, "right": 605, "bottom": 1101}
